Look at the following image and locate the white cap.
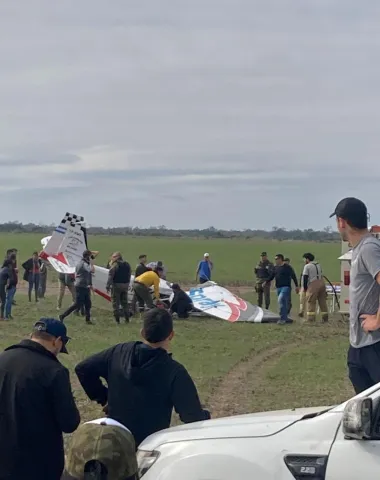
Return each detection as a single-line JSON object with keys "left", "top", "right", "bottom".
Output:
{"left": 204, "top": 252, "right": 210, "bottom": 257}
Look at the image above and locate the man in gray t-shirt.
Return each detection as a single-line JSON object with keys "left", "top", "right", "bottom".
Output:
{"left": 330, "top": 197, "right": 380, "bottom": 393}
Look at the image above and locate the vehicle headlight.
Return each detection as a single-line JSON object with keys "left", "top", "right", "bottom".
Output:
{"left": 136, "top": 450, "right": 160, "bottom": 477}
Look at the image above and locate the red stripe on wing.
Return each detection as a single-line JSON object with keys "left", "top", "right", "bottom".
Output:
{"left": 224, "top": 295, "right": 248, "bottom": 322}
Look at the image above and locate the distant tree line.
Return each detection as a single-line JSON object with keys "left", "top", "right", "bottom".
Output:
{"left": 0, "top": 221, "right": 340, "bottom": 242}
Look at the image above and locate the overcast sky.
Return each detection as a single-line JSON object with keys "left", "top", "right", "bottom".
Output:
{"left": 1, "top": 0, "right": 380, "bottom": 230}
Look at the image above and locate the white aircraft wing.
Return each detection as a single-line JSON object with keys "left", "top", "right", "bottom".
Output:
{"left": 186, "top": 282, "right": 280, "bottom": 323}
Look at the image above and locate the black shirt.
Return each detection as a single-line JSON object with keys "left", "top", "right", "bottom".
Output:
{"left": 268, "top": 264, "right": 298, "bottom": 289}
{"left": 0, "top": 340, "right": 80, "bottom": 480}
{"left": 75, "top": 341, "right": 210, "bottom": 446}
{"left": 135, "top": 263, "right": 151, "bottom": 277}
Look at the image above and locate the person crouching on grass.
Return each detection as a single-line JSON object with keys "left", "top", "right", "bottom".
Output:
{"left": 75, "top": 307, "right": 211, "bottom": 448}
{"left": 170, "top": 283, "right": 193, "bottom": 318}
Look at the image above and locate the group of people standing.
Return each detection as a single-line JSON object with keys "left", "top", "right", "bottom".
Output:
{"left": 0, "top": 248, "right": 48, "bottom": 320}
{"left": 0, "top": 309, "right": 210, "bottom": 479}
{"left": 254, "top": 251, "right": 329, "bottom": 325}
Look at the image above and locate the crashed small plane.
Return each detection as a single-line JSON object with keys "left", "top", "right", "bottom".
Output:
{"left": 40, "top": 212, "right": 281, "bottom": 323}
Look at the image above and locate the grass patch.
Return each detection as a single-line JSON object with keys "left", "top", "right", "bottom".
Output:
{"left": 0, "top": 233, "right": 341, "bottom": 285}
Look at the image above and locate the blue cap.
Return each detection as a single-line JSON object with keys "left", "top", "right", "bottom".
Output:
{"left": 33, "top": 318, "right": 70, "bottom": 354}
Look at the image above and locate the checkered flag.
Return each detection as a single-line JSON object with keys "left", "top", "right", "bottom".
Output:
{"left": 61, "top": 212, "right": 84, "bottom": 228}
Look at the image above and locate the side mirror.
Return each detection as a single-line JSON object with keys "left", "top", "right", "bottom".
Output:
{"left": 342, "top": 398, "right": 373, "bottom": 439}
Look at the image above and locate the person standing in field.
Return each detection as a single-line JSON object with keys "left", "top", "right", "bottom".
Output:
{"left": 59, "top": 250, "right": 95, "bottom": 325}
{"left": 106, "top": 251, "right": 131, "bottom": 324}
{"left": 57, "top": 272, "right": 76, "bottom": 310}
{"left": 38, "top": 260, "right": 48, "bottom": 299}
{"left": 135, "top": 254, "right": 150, "bottom": 277}
{"left": 5, "top": 248, "right": 18, "bottom": 305}
{"left": 75, "top": 308, "right": 210, "bottom": 448}
{"left": 22, "top": 251, "right": 42, "bottom": 302}
{"left": 284, "top": 258, "right": 297, "bottom": 315}
{"left": 301, "top": 253, "right": 328, "bottom": 323}
{"left": 196, "top": 253, "right": 213, "bottom": 284}
{"left": 0, "top": 258, "right": 18, "bottom": 320}
{"left": 254, "top": 252, "right": 274, "bottom": 309}
{"left": 266, "top": 254, "right": 299, "bottom": 325}
{"left": 330, "top": 197, "right": 380, "bottom": 393}
{"left": 0, "top": 318, "right": 80, "bottom": 480}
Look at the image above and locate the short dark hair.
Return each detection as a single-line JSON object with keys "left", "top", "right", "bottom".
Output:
{"left": 83, "top": 250, "right": 92, "bottom": 258}
{"left": 171, "top": 283, "right": 180, "bottom": 290}
{"left": 142, "top": 308, "right": 173, "bottom": 343}
{"left": 275, "top": 253, "right": 284, "bottom": 261}
{"left": 303, "top": 253, "right": 315, "bottom": 262}
{"left": 139, "top": 254, "right": 147, "bottom": 260}
{"left": 33, "top": 251, "right": 39, "bottom": 256}
{"left": 31, "top": 330, "right": 56, "bottom": 342}
{"left": 330, "top": 197, "right": 368, "bottom": 230}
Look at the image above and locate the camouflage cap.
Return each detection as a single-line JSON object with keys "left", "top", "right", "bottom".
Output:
{"left": 65, "top": 421, "right": 137, "bottom": 479}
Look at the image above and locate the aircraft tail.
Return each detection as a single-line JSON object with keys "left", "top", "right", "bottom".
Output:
{"left": 40, "top": 212, "right": 88, "bottom": 273}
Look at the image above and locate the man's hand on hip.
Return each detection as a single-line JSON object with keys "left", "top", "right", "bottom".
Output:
{"left": 360, "top": 314, "right": 380, "bottom": 332}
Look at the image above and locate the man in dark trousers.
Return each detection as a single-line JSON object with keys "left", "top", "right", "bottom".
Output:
{"left": 59, "top": 250, "right": 95, "bottom": 325}
{"left": 0, "top": 318, "right": 80, "bottom": 480}
{"left": 134, "top": 255, "right": 151, "bottom": 313}
{"left": 22, "top": 251, "right": 42, "bottom": 302}
{"left": 5, "top": 248, "right": 18, "bottom": 305}
{"left": 254, "top": 252, "right": 274, "bottom": 309}
{"left": 284, "top": 257, "right": 296, "bottom": 315}
{"left": 132, "top": 267, "right": 163, "bottom": 313}
{"left": 330, "top": 197, "right": 380, "bottom": 393}
{"left": 75, "top": 308, "right": 210, "bottom": 447}
{"left": 106, "top": 251, "right": 131, "bottom": 324}
{"left": 266, "top": 254, "right": 299, "bottom": 325}
{"left": 170, "top": 283, "right": 193, "bottom": 318}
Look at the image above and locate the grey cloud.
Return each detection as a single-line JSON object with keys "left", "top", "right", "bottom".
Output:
{"left": 0, "top": 153, "right": 80, "bottom": 167}
{"left": 0, "top": 0, "right": 380, "bottom": 229}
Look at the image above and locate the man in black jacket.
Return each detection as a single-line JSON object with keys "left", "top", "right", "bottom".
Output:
{"left": 0, "top": 318, "right": 80, "bottom": 480}
{"left": 170, "top": 283, "right": 193, "bottom": 318}
{"left": 75, "top": 308, "right": 210, "bottom": 447}
{"left": 134, "top": 254, "right": 150, "bottom": 277}
{"left": 107, "top": 251, "right": 132, "bottom": 324}
{"left": 266, "top": 254, "right": 299, "bottom": 325}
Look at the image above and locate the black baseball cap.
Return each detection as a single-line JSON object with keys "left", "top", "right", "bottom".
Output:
{"left": 329, "top": 197, "right": 368, "bottom": 229}
{"left": 33, "top": 318, "right": 70, "bottom": 354}
{"left": 261, "top": 252, "right": 267, "bottom": 256}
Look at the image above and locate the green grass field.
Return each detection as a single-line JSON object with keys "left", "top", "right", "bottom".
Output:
{"left": 1, "top": 233, "right": 342, "bottom": 285}
{"left": 0, "top": 234, "right": 353, "bottom": 449}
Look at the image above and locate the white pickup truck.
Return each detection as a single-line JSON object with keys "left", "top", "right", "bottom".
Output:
{"left": 137, "top": 383, "right": 380, "bottom": 479}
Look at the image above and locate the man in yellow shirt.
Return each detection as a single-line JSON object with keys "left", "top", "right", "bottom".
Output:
{"left": 133, "top": 267, "right": 163, "bottom": 313}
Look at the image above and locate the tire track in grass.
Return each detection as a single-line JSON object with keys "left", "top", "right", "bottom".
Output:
{"left": 208, "top": 341, "right": 318, "bottom": 418}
